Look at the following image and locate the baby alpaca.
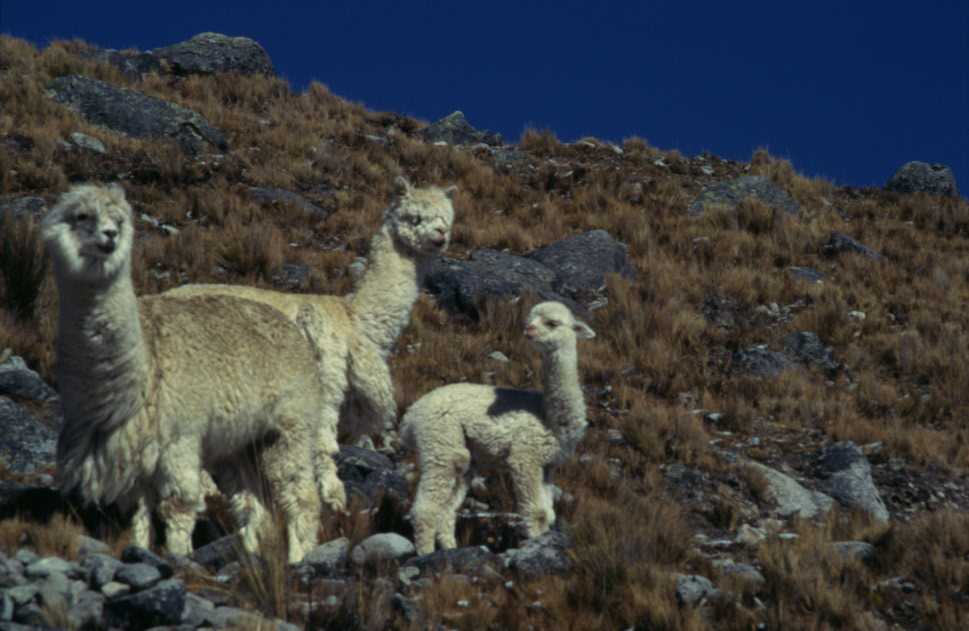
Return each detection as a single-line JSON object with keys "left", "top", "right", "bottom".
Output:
{"left": 166, "top": 176, "right": 455, "bottom": 517}
{"left": 44, "top": 183, "right": 325, "bottom": 562}
{"left": 401, "top": 302, "right": 594, "bottom": 555}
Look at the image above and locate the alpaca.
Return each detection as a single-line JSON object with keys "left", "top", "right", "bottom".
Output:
{"left": 43, "top": 183, "right": 326, "bottom": 563}
{"left": 165, "top": 176, "right": 456, "bottom": 517}
{"left": 400, "top": 301, "right": 594, "bottom": 555}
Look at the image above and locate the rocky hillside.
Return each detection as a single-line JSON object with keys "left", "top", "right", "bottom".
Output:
{"left": 1, "top": 32, "right": 969, "bottom": 630}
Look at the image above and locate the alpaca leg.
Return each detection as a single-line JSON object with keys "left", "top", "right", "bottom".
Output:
{"left": 509, "top": 457, "right": 554, "bottom": 539}
{"left": 130, "top": 497, "right": 152, "bottom": 549}
{"left": 214, "top": 459, "right": 274, "bottom": 554}
{"left": 410, "top": 467, "right": 451, "bottom": 556}
{"left": 346, "top": 342, "right": 398, "bottom": 443}
{"left": 436, "top": 449, "right": 471, "bottom": 550}
{"left": 315, "top": 419, "right": 346, "bottom": 514}
{"left": 261, "top": 427, "right": 322, "bottom": 563}
{"left": 156, "top": 443, "right": 204, "bottom": 556}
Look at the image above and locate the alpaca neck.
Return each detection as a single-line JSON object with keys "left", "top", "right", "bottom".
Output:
{"left": 540, "top": 345, "right": 586, "bottom": 438}
{"left": 55, "top": 261, "right": 149, "bottom": 444}
{"left": 349, "top": 226, "right": 422, "bottom": 357}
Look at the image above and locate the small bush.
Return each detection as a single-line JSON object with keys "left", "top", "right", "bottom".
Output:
{"left": 0, "top": 213, "right": 48, "bottom": 321}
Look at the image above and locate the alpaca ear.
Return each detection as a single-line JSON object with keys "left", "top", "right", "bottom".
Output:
{"left": 107, "top": 182, "right": 126, "bottom": 197}
{"left": 442, "top": 185, "right": 458, "bottom": 200}
{"left": 573, "top": 320, "right": 595, "bottom": 339}
{"left": 394, "top": 175, "right": 411, "bottom": 195}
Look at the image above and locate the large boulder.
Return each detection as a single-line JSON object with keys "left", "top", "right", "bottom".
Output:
{"left": 421, "top": 111, "right": 501, "bottom": 146}
{"left": 0, "top": 398, "right": 57, "bottom": 474}
{"left": 103, "top": 579, "right": 186, "bottom": 630}
{"left": 816, "top": 442, "right": 889, "bottom": 522}
{"left": 48, "top": 75, "right": 228, "bottom": 155}
{"left": 529, "top": 229, "right": 634, "bottom": 304}
{"left": 886, "top": 161, "right": 959, "bottom": 197}
{"left": 152, "top": 32, "right": 275, "bottom": 76}
{"left": 688, "top": 175, "right": 800, "bottom": 216}
{"left": 783, "top": 331, "right": 838, "bottom": 375}
{"left": 502, "top": 530, "right": 573, "bottom": 578}
{"left": 81, "top": 47, "right": 162, "bottom": 81}
{"left": 747, "top": 462, "right": 833, "bottom": 519}
{"left": 0, "top": 355, "right": 57, "bottom": 402}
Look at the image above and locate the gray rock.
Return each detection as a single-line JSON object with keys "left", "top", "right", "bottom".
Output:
{"left": 747, "top": 462, "right": 833, "bottom": 519}
{"left": 688, "top": 175, "right": 800, "bottom": 216}
{"left": 48, "top": 75, "right": 228, "bottom": 155}
{"left": 24, "top": 557, "right": 77, "bottom": 580}
{"left": 75, "top": 534, "right": 111, "bottom": 557}
{"left": 3, "top": 585, "right": 37, "bottom": 607}
{"left": 787, "top": 266, "right": 824, "bottom": 283}
{"left": 422, "top": 111, "right": 501, "bottom": 146}
{"left": 100, "top": 581, "right": 130, "bottom": 598}
{"left": 783, "top": 331, "right": 838, "bottom": 375}
{"left": 190, "top": 534, "right": 242, "bottom": 572}
{"left": 69, "top": 131, "right": 106, "bottom": 154}
{"left": 121, "top": 546, "right": 173, "bottom": 579}
{"left": 503, "top": 530, "right": 572, "bottom": 578}
{"left": 337, "top": 447, "right": 411, "bottom": 511}
{"left": 36, "top": 572, "right": 70, "bottom": 607}
{"left": 886, "top": 161, "right": 959, "bottom": 197}
{"left": 115, "top": 563, "right": 162, "bottom": 590}
{"left": 675, "top": 574, "right": 717, "bottom": 606}
{"left": 179, "top": 592, "right": 215, "bottom": 628}
{"left": 822, "top": 232, "right": 881, "bottom": 260}
{"left": 80, "top": 47, "right": 162, "bottom": 80}
{"left": 716, "top": 561, "right": 765, "bottom": 585}
{"left": 68, "top": 590, "right": 105, "bottom": 630}
{"left": 0, "top": 399, "right": 56, "bottom": 474}
{"left": 0, "top": 196, "right": 47, "bottom": 221}
{"left": 0, "top": 356, "right": 57, "bottom": 402}
{"left": 404, "top": 546, "right": 501, "bottom": 576}
{"left": 11, "top": 602, "right": 45, "bottom": 626}
{"left": 0, "top": 556, "right": 25, "bottom": 590}
{"left": 82, "top": 553, "right": 122, "bottom": 589}
{"left": 529, "top": 229, "right": 635, "bottom": 304}
{"left": 206, "top": 605, "right": 264, "bottom": 628}
{"left": 0, "top": 592, "right": 12, "bottom": 621}
{"left": 299, "top": 537, "right": 349, "bottom": 578}
{"left": 272, "top": 263, "right": 311, "bottom": 290}
{"left": 350, "top": 533, "right": 415, "bottom": 566}
{"left": 11, "top": 552, "right": 35, "bottom": 567}
{"left": 831, "top": 541, "right": 876, "bottom": 563}
{"left": 153, "top": 32, "right": 275, "bottom": 76}
{"left": 247, "top": 186, "right": 330, "bottom": 220}
{"left": 103, "top": 579, "right": 186, "bottom": 630}
{"left": 817, "top": 442, "right": 889, "bottom": 522}
{"left": 336, "top": 445, "right": 394, "bottom": 478}
{"left": 731, "top": 345, "right": 792, "bottom": 378}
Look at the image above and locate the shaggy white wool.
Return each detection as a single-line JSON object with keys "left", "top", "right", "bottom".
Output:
{"left": 401, "top": 301, "right": 594, "bottom": 555}
{"left": 44, "top": 184, "right": 325, "bottom": 563}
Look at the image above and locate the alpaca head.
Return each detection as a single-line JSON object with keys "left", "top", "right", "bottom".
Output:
{"left": 42, "top": 183, "right": 134, "bottom": 283}
{"left": 385, "top": 176, "right": 456, "bottom": 256}
{"left": 524, "top": 301, "right": 595, "bottom": 353}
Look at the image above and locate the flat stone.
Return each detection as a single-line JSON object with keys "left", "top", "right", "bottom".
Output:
{"left": 121, "top": 546, "right": 173, "bottom": 579}
{"left": 24, "top": 557, "right": 77, "bottom": 580}
{"left": 190, "top": 534, "right": 241, "bottom": 572}
{"left": 502, "top": 530, "right": 572, "bottom": 578}
{"left": 747, "top": 462, "right": 833, "bottom": 519}
{"left": 675, "top": 574, "right": 717, "bottom": 606}
{"left": 817, "top": 442, "right": 889, "bottom": 522}
{"left": 350, "top": 533, "right": 415, "bottom": 566}
{"left": 101, "top": 581, "right": 131, "bottom": 598}
{"left": 103, "top": 579, "right": 185, "bottom": 630}
{"left": 69, "top": 131, "right": 106, "bottom": 154}
{"left": 115, "top": 563, "right": 162, "bottom": 590}
{"left": 82, "top": 553, "right": 122, "bottom": 589}
{"left": 299, "top": 537, "right": 349, "bottom": 578}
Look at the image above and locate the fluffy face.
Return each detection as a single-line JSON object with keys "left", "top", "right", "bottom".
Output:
{"left": 42, "top": 184, "right": 134, "bottom": 283}
{"left": 524, "top": 301, "right": 596, "bottom": 351}
{"left": 387, "top": 176, "right": 456, "bottom": 256}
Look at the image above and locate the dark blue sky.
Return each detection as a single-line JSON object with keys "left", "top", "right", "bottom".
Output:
{"left": 4, "top": 1, "right": 967, "bottom": 191}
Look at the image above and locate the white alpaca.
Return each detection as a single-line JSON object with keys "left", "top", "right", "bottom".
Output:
{"left": 43, "top": 183, "right": 325, "bottom": 563}
{"left": 165, "top": 176, "right": 456, "bottom": 518}
{"left": 401, "top": 301, "right": 594, "bottom": 555}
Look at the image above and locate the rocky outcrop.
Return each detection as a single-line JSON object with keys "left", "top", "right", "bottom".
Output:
{"left": 421, "top": 111, "right": 501, "bottom": 146}
{"left": 153, "top": 33, "right": 275, "bottom": 77}
{"left": 817, "top": 442, "right": 890, "bottom": 522}
{"left": 747, "top": 462, "right": 833, "bottom": 519}
{"left": 886, "top": 161, "right": 959, "bottom": 198}
{"left": 0, "top": 398, "right": 57, "bottom": 474}
{"left": 48, "top": 75, "right": 227, "bottom": 154}
{"left": 822, "top": 232, "right": 881, "bottom": 260}
{"left": 688, "top": 175, "right": 800, "bottom": 216}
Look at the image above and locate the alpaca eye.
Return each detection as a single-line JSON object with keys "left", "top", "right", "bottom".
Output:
{"left": 409, "top": 216, "right": 423, "bottom": 226}
{"left": 546, "top": 320, "right": 560, "bottom": 329}
{"left": 75, "top": 213, "right": 89, "bottom": 222}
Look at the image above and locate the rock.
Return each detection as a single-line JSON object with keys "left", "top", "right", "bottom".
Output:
{"left": 731, "top": 345, "right": 792, "bottom": 378}
{"left": 688, "top": 175, "right": 800, "bottom": 216}
{"left": 12, "top": 552, "right": 35, "bottom": 567}
{"left": 299, "top": 537, "right": 349, "bottom": 578}
{"left": 715, "top": 560, "right": 765, "bottom": 586}
{"left": 24, "top": 557, "right": 77, "bottom": 580}
{"left": 817, "top": 442, "right": 890, "bottom": 522}
{"left": 783, "top": 331, "right": 838, "bottom": 375}
{"left": 822, "top": 232, "right": 881, "bottom": 260}
{"left": 337, "top": 446, "right": 410, "bottom": 514}
{"left": 830, "top": 541, "right": 876, "bottom": 563}
{"left": 502, "top": 530, "right": 572, "bottom": 578}
{"left": 488, "top": 351, "right": 510, "bottom": 363}
{"left": 4, "top": 584, "right": 38, "bottom": 607}
{"left": 403, "top": 546, "right": 501, "bottom": 577}
{"left": 0, "top": 592, "right": 12, "bottom": 621}
{"left": 735, "top": 524, "right": 767, "bottom": 547}
{"left": 336, "top": 446, "right": 394, "bottom": 478}
{"left": 48, "top": 75, "right": 228, "bottom": 155}
{"left": 886, "top": 161, "right": 959, "bottom": 197}
{"left": 100, "top": 581, "right": 130, "bottom": 598}
{"left": 528, "top": 229, "right": 634, "bottom": 304}
{"left": 12, "top": 603, "right": 46, "bottom": 626}
{"left": 206, "top": 605, "right": 265, "bottom": 628}
{"left": 788, "top": 266, "right": 824, "bottom": 283}
{"left": 68, "top": 131, "right": 106, "bottom": 154}
{"left": 115, "top": 563, "right": 162, "bottom": 590}
{"left": 75, "top": 535, "right": 111, "bottom": 557}
{"left": 0, "top": 398, "right": 57, "bottom": 474}
{"left": 421, "top": 111, "right": 501, "bottom": 146}
{"left": 675, "top": 574, "right": 717, "bottom": 607}
{"left": 153, "top": 32, "right": 275, "bottom": 76}
{"left": 120, "top": 547, "right": 173, "bottom": 579}
{"left": 272, "top": 263, "right": 311, "bottom": 290}
{"left": 103, "top": 579, "right": 185, "bottom": 630}
{"left": 69, "top": 590, "right": 105, "bottom": 630}
{"left": 350, "top": 533, "right": 415, "bottom": 566}
{"left": 81, "top": 47, "right": 162, "bottom": 80}
{"left": 747, "top": 462, "right": 833, "bottom": 519}
{"left": 190, "top": 534, "right": 241, "bottom": 572}
{"left": 247, "top": 187, "right": 330, "bottom": 220}
{"left": 180, "top": 592, "right": 215, "bottom": 628}
{"left": 82, "top": 553, "right": 122, "bottom": 589}
{"left": 0, "top": 196, "right": 47, "bottom": 221}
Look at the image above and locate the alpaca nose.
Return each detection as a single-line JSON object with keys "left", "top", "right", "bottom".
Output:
{"left": 102, "top": 229, "right": 118, "bottom": 241}
{"left": 524, "top": 324, "right": 538, "bottom": 338}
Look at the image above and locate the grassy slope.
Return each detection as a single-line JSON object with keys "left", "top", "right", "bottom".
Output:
{"left": 2, "top": 36, "right": 969, "bottom": 629}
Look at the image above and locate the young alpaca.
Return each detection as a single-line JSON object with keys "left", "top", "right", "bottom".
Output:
{"left": 165, "top": 176, "right": 455, "bottom": 517}
{"left": 401, "top": 301, "right": 594, "bottom": 555}
{"left": 44, "top": 183, "right": 325, "bottom": 563}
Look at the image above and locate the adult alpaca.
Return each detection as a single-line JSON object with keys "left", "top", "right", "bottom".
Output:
{"left": 401, "top": 301, "right": 594, "bottom": 555}
{"left": 44, "top": 183, "right": 324, "bottom": 562}
{"left": 167, "top": 176, "right": 456, "bottom": 513}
